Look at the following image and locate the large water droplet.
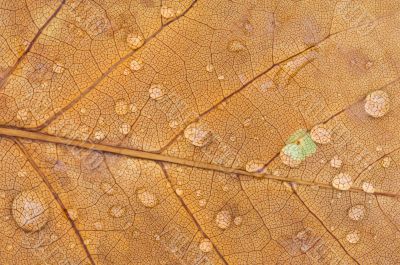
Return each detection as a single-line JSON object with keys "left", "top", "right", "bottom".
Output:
{"left": 137, "top": 189, "right": 158, "bottom": 208}
{"left": 12, "top": 190, "right": 49, "bottom": 232}
{"left": 364, "top": 90, "right": 390, "bottom": 118}
{"left": 215, "top": 210, "right": 231, "bottom": 229}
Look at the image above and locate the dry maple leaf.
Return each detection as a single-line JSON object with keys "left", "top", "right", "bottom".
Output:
{"left": 1, "top": 0, "right": 400, "bottom": 264}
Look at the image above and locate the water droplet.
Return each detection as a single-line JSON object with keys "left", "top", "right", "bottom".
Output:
{"left": 16, "top": 109, "right": 29, "bottom": 121}
{"left": 184, "top": 123, "right": 213, "bottom": 147}
{"left": 119, "top": 123, "right": 131, "bottom": 135}
{"left": 160, "top": 6, "right": 176, "bottom": 19}
{"left": 94, "top": 221, "right": 103, "bottom": 230}
{"left": 217, "top": 75, "right": 225, "bottom": 80}
{"left": 310, "top": 124, "right": 331, "bottom": 144}
{"left": 348, "top": 205, "right": 366, "bottom": 221}
{"left": 280, "top": 147, "right": 303, "bottom": 168}
{"left": 199, "top": 238, "right": 213, "bottom": 253}
{"left": 130, "top": 59, "right": 143, "bottom": 71}
{"left": 199, "top": 199, "right": 207, "bottom": 207}
{"left": 115, "top": 99, "right": 129, "bottom": 116}
{"left": 169, "top": 120, "right": 179, "bottom": 129}
{"left": 130, "top": 104, "right": 137, "bottom": 113}
{"left": 137, "top": 189, "right": 158, "bottom": 208}
{"left": 331, "top": 173, "right": 353, "bottom": 191}
{"left": 234, "top": 216, "right": 243, "bottom": 226}
{"left": 206, "top": 64, "right": 214, "bottom": 72}
{"left": 362, "top": 181, "right": 375, "bottom": 194}
{"left": 94, "top": 131, "right": 106, "bottom": 141}
{"left": 109, "top": 205, "right": 125, "bottom": 218}
{"left": 175, "top": 188, "right": 184, "bottom": 196}
{"left": 243, "top": 118, "right": 252, "bottom": 127}
{"left": 149, "top": 84, "right": 164, "bottom": 100}
{"left": 330, "top": 156, "right": 343, "bottom": 168}
{"left": 381, "top": 156, "right": 392, "bottom": 168}
{"left": 12, "top": 190, "right": 49, "bottom": 232}
{"left": 215, "top": 210, "right": 231, "bottom": 229}
{"left": 245, "top": 160, "right": 265, "bottom": 173}
{"left": 100, "top": 182, "right": 115, "bottom": 195}
{"left": 227, "top": 40, "right": 246, "bottom": 52}
{"left": 127, "top": 33, "right": 144, "bottom": 49}
{"left": 346, "top": 230, "right": 360, "bottom": 244}
{"left": 364, "top": 90, "right": 390, "bottom": 118}
{"left": 67, "top": 208, "right": 78, "bottom": 221}
{"left": 53, "top": 63, "right": 64, "bottom": 74}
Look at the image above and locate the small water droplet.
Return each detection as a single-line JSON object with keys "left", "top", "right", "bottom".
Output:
{"left": 227, "top": 40, "right": 246, "bottom": 52}
{"left": 346, "top": 230, "right": 360, "bottom": 244}
{"left": 362, "top": 181, "right": 375, "bottom": 194}
{"left": 175, "top": 188, "right": 184, "bottom": 196}
{"left": 115, "top": 99, "right": 129, "bottom": 116}
{"left": 127, "top": 33, "right": 144, "bottom": 49}
{"left": 217, "top": 75, "right": 225, "bottom": 80}
{"left": 245, "top": 160, "right": 265, "bottom": 173}
{"left": 101, "top": 182, "right": 115, "bottom": 195}
{"left": 348, "top": 205, "right": 366, "bottom": 221}
{"left": 199, "top": 238, "right": 213, "bottom": 253}
{"left": 169, "top": 120, "right": 179, "bottom": 129}
{"left": 94, "top": 131, "right": 106, "bottom": 141}
{"left": 53, "top": 63, "right": 64, "bottom": 74}
{"left": 332, "top": 173, "right": 353, "bottom": 191}
{"left": 119, "top": 123, "right": 131, "bottom": 135}
{"left": 137, "top": 189, "right": 158, "bottom": 208}
{"left": 206, "top": 64, "right": 214, "bottom": 72}
{"left": 67, "top": 208, "right": 78, "bottom": 221}
{"left": 234, "top": 216, "right": 243, "bottom": 226}
{"left": 310, "top": 124, "right": 331, "bottom": 144}
{"left": 184, "top": 123, "right": 212, "bottom": 147}
{"left": 243, "top": 118, "right": 252, "bottom": 127}
{"left": 199, "top": 199, "right": 207, "bottom": 207}
{"left": 149, "top": 84, "right": 164, "bottom": 100}
{"left": 94, "top": 221, "right": 103, "bottom": 230}
{"left": 364, "top": 90, "right": 390, "bottom": 118}
{"left": 16, "top": 109, "right": 29, "bottom": 121}
{"left": 381, "top": 156, "right": 392, "bottom": 168}
{"left": 12, "top": 190, "right": 49, "bottom": 232}
{"left": 160, "top": 6, "right": 175, "bottom": 19}
{"left": 215, "top": 210, "right": 231, "bottom": 229}
{"left": 130, "top": 59, "right": 143, "bottom": 71}
{"left": 109, "top": 205, "right": 125, "bottom": 218}
{"left": 330, "top": 156, "right": 342, "bottom": 169}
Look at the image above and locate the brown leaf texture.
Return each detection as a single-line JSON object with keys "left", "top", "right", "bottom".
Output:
{"left": 1, "top": 0, "right": 400, "bottom": 264}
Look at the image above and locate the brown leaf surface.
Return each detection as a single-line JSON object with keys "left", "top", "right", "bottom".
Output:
{"left": 1, "top": 0, "right": 400, "bottom": 264}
